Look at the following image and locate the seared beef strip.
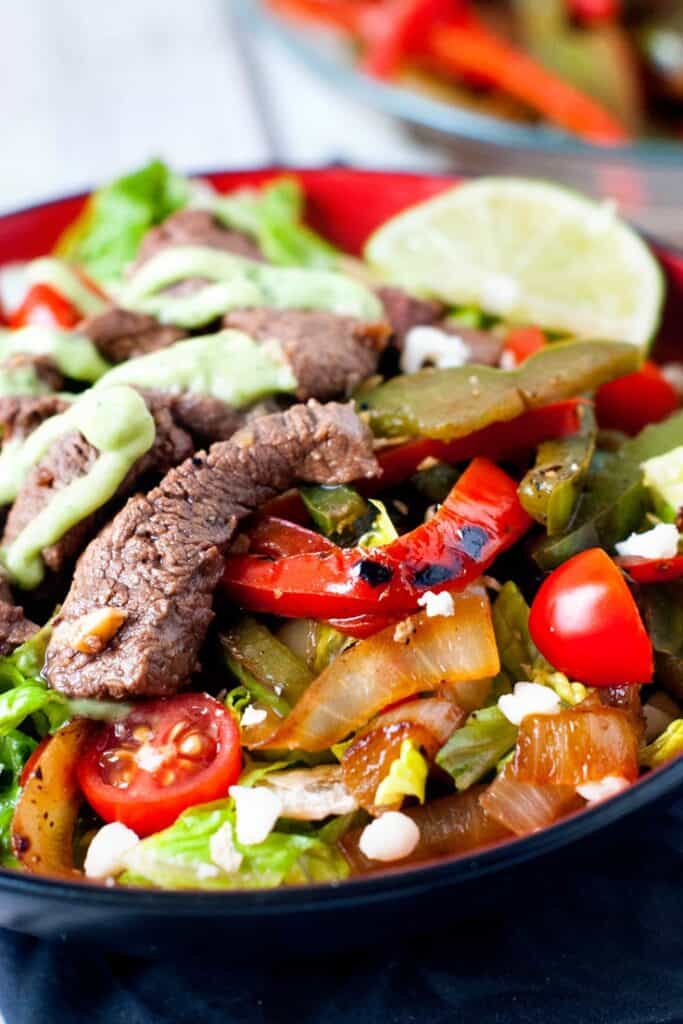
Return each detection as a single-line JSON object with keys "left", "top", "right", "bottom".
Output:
{"left": 376, "top": 286, "right": 445, "bottom": 345}
{"left": 77, "top": 307, "right": 185, "bottom": 363}
{"left": 131, "top": 209, "right": 263, "bottom": 271}
{"left": 0, "top": 577, "right": 38, "bottom": 655}
{"left": 0, "top": 395, "right": 70, "bottom": 446}
{"left": 45, "top": 401, "right": 377, "bottom": 700}
{"left": 2, "top": 393, "right": 194, "bottom": 577}
{"left": 224, "top": 309, "right": 389, "bottom": 400}
{"left": 167, "top": 393, "right": 280, "bottom": 445}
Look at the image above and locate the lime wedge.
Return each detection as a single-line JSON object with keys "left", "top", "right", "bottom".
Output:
{"left": 365, "top": 178, "right": 663, "bottom": 350}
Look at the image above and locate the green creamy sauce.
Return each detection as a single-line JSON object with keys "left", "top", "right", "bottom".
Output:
{"left": 0, "top": 364, "right": 52, "bottom": 397}
{"left": 27, "top": 257, "right": 108, "bottom": 317}
{"left": 119, "top": 245, "right": 382, "bottom": 327}
{"left": 0, "top": 326, "right": 112, "bottom": 382}
{"left": 1, "top": 386, "right": 155, "bottom": 589}
{"left": 96, "top": 329, "right": 297, "bottom": 406}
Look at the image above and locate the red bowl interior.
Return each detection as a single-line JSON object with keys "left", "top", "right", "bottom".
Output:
{"left": 2, "top": 167, "right": 682, "bottom": 361}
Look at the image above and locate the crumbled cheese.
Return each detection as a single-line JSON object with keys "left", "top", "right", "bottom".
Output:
{"left": 498, "top": 681, "right": 561, "bottom": 726}
{"left": 84, "top": 822, "right": 140, "bottom": 880}
{"left": 644, "top": 702, "right": 676, "bottom": 743}
{"left": 481, "top": 273, "right": 519, "bottom": 315}
{"left": 209, "top": 823, "right": 243, "bottom": 874}
{"left": 615, "top": 522, "right": 680, "bottom": 561}
{"left": 400, "top": 326, "right": 471, "bottom": 375}
{"left": 576, "top": 776, "right": 630, "bottom": 803}
{"left": 417, "top": 590, "right": 455, "bottom": 618}
{"left": 229, "top": 785, "right": 282, "bottom": 845}
{"left": 499, "top": 349, "right": 518, "bottom": 371}
{"left": 241, "top": 705, "right": 268, "bottom": 727}
{"left": 358, "top": 811, "right": 420, "bottom": 862}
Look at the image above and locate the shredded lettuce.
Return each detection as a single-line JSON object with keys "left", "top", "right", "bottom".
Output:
{"left": 55, "top": 159, "right": 189, "bottom": 285}
{"left": 435, "top": 706, "right": 518, "bottom": 791}
{"left": 375, "top": 739, "right": 428, "bottom": 806}
{"left": 122, "top": 800, "right": 348, "bottom": 890}
{"left": 640, "top": 719, "right": 683, "bottom": 768}
{"left": 531, "top": 668, "right": 587, "bottom": 706}
{"left": 357, "top": 499, "right": 399, "bottom": 549}
{"left": 492, "top": 581, "right": 539, "bottom": 681}
{"left": 0, "top": 730, "right": 36, "bottom": 865}
{"left": 212, "top": 178, "right": 338, "bottom": 269}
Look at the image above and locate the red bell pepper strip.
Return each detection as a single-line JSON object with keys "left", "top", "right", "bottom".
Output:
{"left": 428, "top": 21, "right": 629, "bottom": 143}
{"left": 222, "top": 457, "right": 532, "bottom": 625}
{"left": 359, "top": 0, "right": 472, "bottom": 79}
{"left": 566, "top": 0, "right": 620, "bottom": 24}
{"left": 364, "top": 399, "right": 583, "bottom": 493}
{"left": 501, "top": 326, "right": 546, "bottom": 368}
{"left": 10, "top": 283, "right": 81, "bottom": 329}
{"left": 595, "top": 362, "right": 680, "bottom": 437}
{"left": 245, "top": 516, "right": 335, "bottom": 558}
{"left": 326, "top": 612, "right": 398, "bottom": 637}
{"left": 615, "top": 554, "right": 683, "bottom": 584}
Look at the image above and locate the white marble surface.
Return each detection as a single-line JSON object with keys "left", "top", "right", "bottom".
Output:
{"left": 1, "top": 0, "right": 445, "bottom": 214}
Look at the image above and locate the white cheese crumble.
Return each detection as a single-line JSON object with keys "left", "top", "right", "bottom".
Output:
{"left": 481, "top": 273, "right": 519, "bottom": 315}
{"left": 644, "top": 702, "right": 676, "bottom": 743}
{"left": 499, "top": 349, "right": 518, "bottom": 371}
{"left": 576, "top": 776, "right": 630, "bottom": 803}
{"left": 498, "top": 682, "right": 561, "bottom": 726}
{"left": 615, "top": 522, "right": 679, "bottom": 561}
{"left": 417, "top": 590, "right": 455, "bottom": 618}
{"left": 229, "top": 785, "right": 282, "bottom": 845}
{"left": 400, "top": 326, "right": 470, "bottom": 375}
{"left": 241, "top": 704, "right": 268, "bottom": 727}
{"left": 358, "top": 811, "right": 420, "bottom": 862}
{"left": 209, "top": 823, "right": 243, "bottom": 874}
{"left": 84, "top": 822, "right": 140, "bottom": 879}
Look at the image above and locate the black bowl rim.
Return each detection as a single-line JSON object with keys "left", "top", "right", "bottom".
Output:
{"left": 0, "top": 168, "right": 682, "bottom": 916}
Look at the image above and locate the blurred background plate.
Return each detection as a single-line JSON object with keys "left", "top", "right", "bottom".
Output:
{"left": 236, "top": 0, "right": 683, "bottom": 244}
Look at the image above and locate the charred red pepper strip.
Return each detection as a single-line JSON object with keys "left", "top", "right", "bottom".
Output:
{"left": 364, "top": 399, "right": 583, "bottom": 493}
{"left": 596, "top": 362, "right": 680, "bottom": 436}
{"left": 326, "top": 612, "right": 398, "bottom": 637}
{"left": 10, "top": 283, "right": 81, "bottom": 329}
{"left": 245, "top": 515, "right": 335, "bottom": 558}
{"left": 222, "top": 457, "right": 532, "bottom": 624}
{"left": 615, "top": 554, "right": 683, "bottom": 584}
{"left": 359, "top": 0, "right": 471, "bottom": 78}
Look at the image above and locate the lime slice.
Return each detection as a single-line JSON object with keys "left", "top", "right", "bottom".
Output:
{"left": 365, "top": 178, "right": 663, "bottom": 350}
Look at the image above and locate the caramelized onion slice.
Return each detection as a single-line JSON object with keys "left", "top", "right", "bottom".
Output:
{"left": 11, "top": 719, "right": 95, "bottom": 878}
{"left": 479, "top": 774, "right": 583, "bottom": 836}
{"left": 340, "top": 788, "right": 511, "bottom": 873}
{"left": 256, "top": 588, "right": 499, "bottom": 752}
{"left": 515, "top": 707, "right": 640, "bottom": 786}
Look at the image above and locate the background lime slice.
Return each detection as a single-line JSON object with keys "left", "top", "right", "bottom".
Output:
{"left": 365, "top": 178, "right": 663, "bottom": 351}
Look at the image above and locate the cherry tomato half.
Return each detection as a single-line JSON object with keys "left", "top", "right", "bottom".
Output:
{"left": 10, "top": 283, "right": 81, "bottom": 329}
{"left": 77, "top": 694, "right": 242, "bottom": 836}
{"left": 529, "top": 548, "right": 653, "bottom": 688}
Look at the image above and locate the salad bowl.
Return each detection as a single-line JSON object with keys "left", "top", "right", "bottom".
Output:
{"left": 0, "top": 167, "right": 682, "bottom": 954}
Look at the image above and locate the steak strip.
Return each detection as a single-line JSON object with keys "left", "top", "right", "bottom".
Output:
{"left": 45, "top": 401, "right": 377, "bottom": 699}
{"left": 0, "top": 577, "right": 38, "bottom": 655}
{"left": 77, "top": 307, "right": 186, "bottom": 364}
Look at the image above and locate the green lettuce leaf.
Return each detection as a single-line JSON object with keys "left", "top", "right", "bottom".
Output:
{"left": 435, "top": 706, "right": 518, "bottom": 791}
{"left": 357, "top": 499, "right": 399, "bottom": 548}
{"left": 212, "top": 178, "right": 338, "bottom": 269}
{"left": 0, "top": 730, "right": 36, "bottom": 865}
{"left": 122, "top": 800, "right": 349, "bottom": 890}
{"left": 55, "top": 160, "right": 189, "bottom": 285}
{"left": 492, "top": 582, "right": 539, "bottom": 681}
{"left": 640, "top": 719, "right": 683, "bottom": 768}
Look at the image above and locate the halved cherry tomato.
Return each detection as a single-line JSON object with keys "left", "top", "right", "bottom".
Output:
{"left": 595, "top": 361, "right": 679, "bottom": 436}
{"left": 501, "top": 326, "right": 546, "bottom": 367}
{"left": 10, "top": 283, "right": 80, "bottom": 329}
{"left": 615, "top": 553, "right": 683, "bottom": 584}
{"left": 77, "top": 694, "right": 242, "bottom": 836}
{"left": 529, "top": 548, "right": 653, "bottom": 687}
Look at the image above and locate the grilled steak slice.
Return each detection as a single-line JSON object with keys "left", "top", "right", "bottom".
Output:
{"left": 2, "top": 394, "right": 194, "bottom": 577}
{"left": 0, "top": 578, "right": 37, "bottom": 655}
{"left": 376, "top": 286, "right": 445, "bottom": 346}
{"left": 132, "top": 209, "right": 263, "bottom": 270}
{"left": 224, "top": 309, "right": 389, "bottom": 401}
{"left": 0, "top": 395, "right": 70, "bottom": 446}
{"left": 45, "top": 401, "right": 377, "bottom": 699}
{"left": 166, "top": 393, "right": 281, "bottom": 445}
{"left": 78, "top": 307, "right": 185, "bottom": 363}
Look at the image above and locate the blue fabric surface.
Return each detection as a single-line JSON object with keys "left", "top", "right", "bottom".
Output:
{"left": 1, "top": 796, "right": 682, "bottom": 1024}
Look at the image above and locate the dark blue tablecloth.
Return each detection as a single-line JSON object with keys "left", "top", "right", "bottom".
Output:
{"left": 2, "top": 794, "right": 682, "bottom": 1024}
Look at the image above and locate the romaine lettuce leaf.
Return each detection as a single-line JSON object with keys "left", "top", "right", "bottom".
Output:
{"left": 640, "top": 719, "right": 683, "bottom": 768}
{"left": 375, "top": 739, "right": 427, "bottom": 806}
{"left": 0, "top": 730, "right": 36, "bottom": 864}
{"left": 435, "top": 706, "right": 518, "bottom": 791}
{"left": 122, "top": 800, "right": 349, "bottom": 890}
{"left": 55, "top": 160, "right": 189, "bottom": 285}
{"left": 492, "top": 581, "right": 539, "bottom": 681}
